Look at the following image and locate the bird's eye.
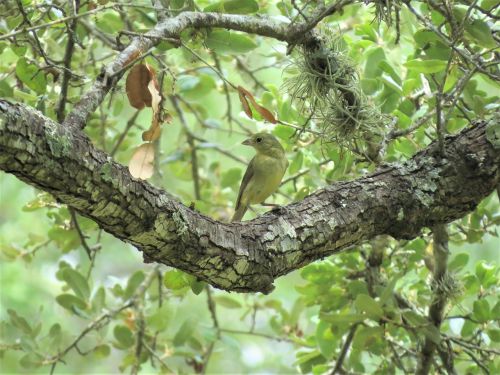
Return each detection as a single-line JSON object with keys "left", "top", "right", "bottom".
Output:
{"left": 256, "top": 137, "right": 262, "bottom": 143}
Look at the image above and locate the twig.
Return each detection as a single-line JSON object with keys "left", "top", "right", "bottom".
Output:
{"left": 170, "top": 96, "right": 201, "bottom": 200}
{"left": 181, "top": 42, "right": 237, "bottom": 90}
{"left": 69, "top": 208, "right": 92, "bottom": 259}
{"left": 110, "top": 110, "right": 141, "bottom": 157}
{"left": 235, "top": 57, "right": 267, "bottom": 91}
{"left": 202, "top": 286, "right": 220, "bottom": 374}
{"left": 416, "top": 224, "right": 450, "bottom": 375}
{"left": 0, "top": 4, "right": 115, "bottom": 41}
{"left": 56, "top": 0, "right": 80, "bottom": 123}
{"left": 330, "top": 324, "right": 359, "bottom": 374}
{"left": 219, "top": 328, "right": 296, "bottom": 343}
{"left": 212, "top": 51, "right": 233, "bottom": 126}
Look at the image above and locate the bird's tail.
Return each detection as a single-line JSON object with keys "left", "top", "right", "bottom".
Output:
{"left": 231, "top": 205, "right": 247, "bottom": 222}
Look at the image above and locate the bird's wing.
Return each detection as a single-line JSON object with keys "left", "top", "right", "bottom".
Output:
{"left": 235, "top": 156, "right": 256, "bottom": 211}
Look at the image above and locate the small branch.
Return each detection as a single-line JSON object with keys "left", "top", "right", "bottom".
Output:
{"left": 202, "top": 286, "right": 220, "bottom": 374}
{"left": 0, "top": 4, "right": 115, "bottom": 41}
{"left": 69, "top": 208, "right": 92, "bottom": 259}
{"left": 416, "top": 224, "right": 450, "bottom": 375}
{"left": 219, "top": 328, "right": 296, "bottom": 343}
{"left": 56, "top": 0, "right": 80, "bottom": 123}
{"left": 110, "top": 110, "right": 141, "bottom": 157}
{"left": 171, "top": 96, "right": 201, "bottom": 200}
{"left": 330, "top": 324, "right": 359, "bottom": 374}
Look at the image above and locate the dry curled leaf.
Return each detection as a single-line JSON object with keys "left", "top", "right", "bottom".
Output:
{"left": 126, "top": 64, "right": 153, "bottom": 109}
{"left": 148, "top": 78, "right": 161, "bottom": 114}
{"left": 142, "top": 118, "right": 161, "bottom": 142}
{"left": 128, "top": 143, "right": 155, "bottom": 180}
{"left": 238, "top": 89, "right": 252, "bottom": 119}
{"left": 237, "top": 85, "right": 277, "bottom": 123}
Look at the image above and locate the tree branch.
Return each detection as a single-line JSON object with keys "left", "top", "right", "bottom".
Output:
{"left": 1, "top": 100, "right": 499, "bottom": 293}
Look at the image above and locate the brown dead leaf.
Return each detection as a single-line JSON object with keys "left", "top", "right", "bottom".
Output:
{"left": 148, "top": 79, "right": 161, "bottom": 114}
{"left": 237, "top": 85, "right": 277, "bottom": 124}
{"left": 237, "top": 87, "right": 253, "bottom": 119}
{"left": 126, "top": 64, "right": 152, "bottom": 109}
{"left": 142, "top": 117, "right": 162, "bottom": 142}
{"left": 128, "top": 143, "right": 155, "bottom": 180}
{"left": 255, "top": 105, "right": 277, "bottom": 124}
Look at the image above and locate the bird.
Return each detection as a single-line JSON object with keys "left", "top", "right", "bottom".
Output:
{"left": 231, "top": 132, "right": 288, "bottom": 222}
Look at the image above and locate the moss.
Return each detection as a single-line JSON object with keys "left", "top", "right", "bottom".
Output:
{"left": 284, "top": 30, "right": 387, "bottom": 150}
{"left": 99, "top": 162, "right": 114, "bottom": 182}
{"left": 44, "top": 122, "right": 73, "bottom": 158}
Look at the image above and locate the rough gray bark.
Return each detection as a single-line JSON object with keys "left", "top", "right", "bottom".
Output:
{"left": 1, "top": 100, "right": 499, "bottom": 293}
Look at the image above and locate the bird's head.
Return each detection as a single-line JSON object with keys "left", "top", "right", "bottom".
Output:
{"left": 242, "top": 132, "right": 285, "bottom": 157}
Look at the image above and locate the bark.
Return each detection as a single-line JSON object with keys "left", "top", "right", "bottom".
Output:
{"left": 1, "top": 100, "right": 499, "bottom": 293}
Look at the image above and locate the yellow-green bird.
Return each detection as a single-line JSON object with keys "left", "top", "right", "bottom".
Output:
{"left": 232, "top": 132, "right": 288, "bottom": 222}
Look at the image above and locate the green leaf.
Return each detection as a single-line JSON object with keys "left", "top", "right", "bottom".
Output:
{"left": 0, "top": 80, "right": 13, "bottom": 97}
{"left": 364, "top": 47, "right": 386, "bottom": 79}
{"left": 320, "top": 313, "right": 365, "bottom": 325}
{"left": 123, "top": 270, "right": 145, "bottom": 300}
{"left": 475, "top": 261, "right": 496, "bottom": 287}
{"left": 91, "top": 287, "right": 106, "bottom": 312}
{"left": 163, "top": 269, "right": 191, "bottom": 290}
{"left": 289, "top": 151, "right": 304, "bottom": 175}
{"left": 93, "top": 344, "right": 111, "bottom": 358}
{"left": 7, "top": 309, "right": 32, "bottom": 335}
{"left": 352, "top": 326, "right": 383, "bottom": 350}
{"left": 473, "top": 299, "right": 490, "bottom": 323}
{"left": 48, "top": 323, "right": 62, "bottom": 347}
{"left": 221, "top": 167, "right": 242, "bottom": 188}
{"left": 404, "top": 59, "right": 447, "bottom": 74}
{"left": 205, "top": 0, "right": 258, "bottom": 14}
{"left": 487, "top": 329, "right": 500, "bottom": 342}
{"left": 95, "top": 11, "right": 123, "bottom": 33}
{"left": 465, "top": 19, "right": 496, "bottom": 48}
{"left": 315, "top": 320, "right": 336, "bottom": 359}
{"left": 177, "top": 74, "right": 216, "bottom": 100}
{"left": 448, "top": 253, "right": 469, "bottom": 272}
{"left": 414, "top": 29, "right": 440, "bottom": 47}
{"left": 214, "top": 296, "right": 242, "bottom": 309}
{"left": 354, "top": 294, "right": 383, "bottom": 320}
{"left": 114, "top": 325, "right": 134, "bottom": 349}
{"left": 295, "top": 350, "right": 326, "bottom": 374}
{"left": 422, "top": 324, "right": 441, "bottom": 345}
{"left": 173, "top": 319, "right": 196, "bottom": 346}
{"left": 147, "top": 304, "right": 171, "bottom": 331}
{"left": 190, "top": 279, "right": 206, "bottom": 295}
{"left": 205, "top": 30, "right": 257, "bottom": 55}
{"left": 19, "top": 353, "right": 43, "bottom": 369}
{"left": 61, "top": 268, "right": 90, "bottom": 300}
{"left": 56, "top": 293, "right": 87, "bottom": 311}
{"left": 15, "top": 57, "right": 46, "bottom": 94}
{"left": 361, "top": 78, "right": 380, "bottom": 94}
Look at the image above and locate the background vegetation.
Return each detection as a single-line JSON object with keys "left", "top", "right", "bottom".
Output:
{"left": 1, "top": 0, "right": 499, "bottom": 374}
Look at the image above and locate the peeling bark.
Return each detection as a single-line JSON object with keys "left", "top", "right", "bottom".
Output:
{"left": 1, "top": 100, "right": 499, "bottom": 293}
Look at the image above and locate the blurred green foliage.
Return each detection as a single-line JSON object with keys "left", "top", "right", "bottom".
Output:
{"left": 1, "top": 0, "right": 499, "bottom": 374}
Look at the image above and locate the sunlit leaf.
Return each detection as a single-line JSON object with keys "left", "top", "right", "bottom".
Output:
{"left": 128, "top": 143, "right": 155, "bottom": 180}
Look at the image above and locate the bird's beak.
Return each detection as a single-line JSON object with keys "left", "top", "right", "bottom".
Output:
{"left": 242, "top": 138, "right": 252, "bottom": 146}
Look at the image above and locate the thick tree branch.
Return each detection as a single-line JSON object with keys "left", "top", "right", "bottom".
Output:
{"left": 1, "top": 100, "right": 499, "bottom": 293}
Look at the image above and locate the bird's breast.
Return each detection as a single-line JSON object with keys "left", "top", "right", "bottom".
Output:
{"left": 246, "top": 155, "right": 287, "bottom": 205}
